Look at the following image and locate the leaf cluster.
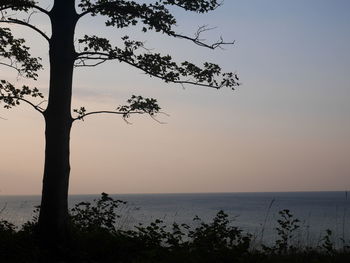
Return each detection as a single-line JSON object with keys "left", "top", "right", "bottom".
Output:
{"left": 160, "top": 0, "right": 222, "bottom": 13}
{"left": 72, "top": 106, "right": 87, "bottom": 119}
{"left": 0, "top": 219, "right": 16, "bottom": 233}
{"left": 0, "top": 80, "right": 43, "bottom": 109}
{"left": 319, "top": 229, "right": 335, "bottom": 254}
{"left": 188, "top": 210, "right": 251, "bottom": 254}
{"left": 1, "top": 0, "right": 238, "bottom": 119}
{"left": 0, "top": 0, "right": 37, "bottom": 12}
{"left": 79, "top": 0, "right": 177, "bottom": 33}
{"left": 117, "top": 95, "right": 160, "bottom": 118}
{"left": 0, "top": 27, "right": 42, "bottom": 79}
{"left": 263, "top": 209, "right": 301, "bottom": 254}
{"left": 70, "top": 192, "right": 127, "bottom": 234}
{"left": 77, "top": 35, "right": 239, "bottom": 89}
{"left": 78, "top": 0, "right": 223, "bottom": 34}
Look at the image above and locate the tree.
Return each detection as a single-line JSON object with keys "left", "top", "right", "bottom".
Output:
{"left": 0, "top": 0, "right": 239, "bottom": 246}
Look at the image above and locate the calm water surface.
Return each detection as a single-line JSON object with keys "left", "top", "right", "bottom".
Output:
{"left": 0, "top": 192, "right": 349, "bottom": 246}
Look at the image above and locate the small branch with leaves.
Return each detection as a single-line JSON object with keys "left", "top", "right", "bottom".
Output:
{"left": 0, "top": 27, "right": 43, "bottom": 79}
{"left": 0, "top": 80, "right": 45, "bottom": 114}
{"left": 73, "top": 95, "right": 164, "bottom": 124}
{"left": 0, "top": 18, "right": 50, "bottom": 41}
{"left": 77, "top": 0, "right": 233, "bottom": 50}
{"left": 1, "top": 0, "right": 50, "bottom": 41}
{"left": 160, "top": 0, "right": 223, "bottom": 12}
{"left": 0, "top": 0, "right": 50, "bottom": 16}
{"left": 75, "top": 35, "right": 239, "bottom": 90}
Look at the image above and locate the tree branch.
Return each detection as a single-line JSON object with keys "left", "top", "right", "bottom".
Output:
{"left": 31, "top": 4, "right": 50, "bottom": 16}
{"left": 73, "top": 110, "right": 168, "bottom": 124}
{"left": 75, "top": 59, "right": 109, "bottom": 67}
{"left": 78, "top": 5, "right": 101, "bottom": 19}
{"left": 73, "top": 95, "right": 163, "bottom": 123}
{"left": 0, "top": 27, "right": 43, "bottom": 79}
{"left": 0, "top": 95, "right": 44, "bottom": 114}
{"left": 74, "top": 52, "right": 112, "bottom": 67}
{"left": 72, "top": 110, "right": 144, "bottom": 122}
{"left": 172, "top": 25, "right": 235, "bottom": 50}
{"left": 75, "top": 35, "right": 239, "bottom": 90}
{"left": 0, "top": 18, "right": 50, "bottom": 42}
{"left": 0, "top": 80, "right": 45, "bottom": 112}
{"left": 76, "top": 1, "right": 232, "bottom": 50}
{"left": 162, "top": 0, "right": 223, "bottom": 12}
{"left": 0, "top": 62, "right": 21, "bottom": 74}
{"left": 76, "top": 51, "right": 234, "bottom": 89}
{"left": 117, "top": 56, "right": 230, "bottom": 89}
{"left": 0, "top": 2, "right": 50, "bottom": 16}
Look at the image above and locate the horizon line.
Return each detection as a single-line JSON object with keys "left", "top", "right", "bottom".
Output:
{"left": 0, "top": 190, "right": 348, "bottom": 197}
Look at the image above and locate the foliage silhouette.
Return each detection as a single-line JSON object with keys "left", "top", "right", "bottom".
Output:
{"left": 1, "top": 193, "right": 350, "bottom": 262}
{"left": 262, "top": 209, "right": 300, "bottom": 254}
{"left": 319, "top": 229, "right": 335, "bottom": 255}
{"left": 70, "top": 192, "right": 127, "bottom": 234}
{"left": 0, "top": 0, "right": 239, "bottom": 246}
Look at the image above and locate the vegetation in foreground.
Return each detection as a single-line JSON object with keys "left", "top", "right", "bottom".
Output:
{"left": 0, "top": 193, "right": 349, "bottom": 263}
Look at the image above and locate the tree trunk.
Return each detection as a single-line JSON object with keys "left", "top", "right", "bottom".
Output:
{"left": 38, "top": 0, "right": 77, "bottom": 247}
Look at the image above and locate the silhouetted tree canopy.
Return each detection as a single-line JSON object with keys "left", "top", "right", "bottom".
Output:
{"left": 0, "top": 0, "right": 239, "bottom": 247}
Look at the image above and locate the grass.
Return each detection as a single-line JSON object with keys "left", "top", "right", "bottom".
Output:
{"left": 0, "top": 193, "right": 349, "bottom": 262}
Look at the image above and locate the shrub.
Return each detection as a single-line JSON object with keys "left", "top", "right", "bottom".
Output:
{"left": 70, "top": 192, "right": 126, "bottom": 234}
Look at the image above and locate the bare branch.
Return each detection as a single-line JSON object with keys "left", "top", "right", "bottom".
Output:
{"left": 0, "top": 18, "right": 50, "bottom": 41}
{"left": 0, "top": 61, "right": 22, "bottom": 74}
{"left": 75, "top": 52, "right": 110, "bottom": 57}
{"left": 74, "top": 53, "right": 112, "bottom": 67}
{"left": 18, "top": 96, "right": 44, "bottom": 113}
{"left": 72, "top": 110, "right": 143, "bottom": 122}
{"left": 73, "top": 110, "right": 168, "bottom": 125}
{"left": 74, "top": 53, "right": 110, "bottom": 67}
{"left": 35, "top": 99, "right": 47, "bottom": 109}
{"left": 149, "top": 114, "right": 167, "bottom": 124}
{"left": 75, "top": 59, "right": 107, "bottom": 67}
{"left": 172, "top": 25, "right": 235, "bottom": 50}
{"left": 31, "top": 4, "right": 50, "bottom": 16}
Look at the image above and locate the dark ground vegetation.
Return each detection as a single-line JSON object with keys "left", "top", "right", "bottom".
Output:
{"left": 1, "top": 193, "right": 349, "bottom": 263}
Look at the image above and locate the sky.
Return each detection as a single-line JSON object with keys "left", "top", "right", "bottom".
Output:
{"left": 1, "top": 0, "right": 350, "bottom": 195}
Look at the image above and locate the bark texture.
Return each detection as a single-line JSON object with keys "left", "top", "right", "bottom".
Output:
{"left": 38, "top": 0, "right": 78, "bottom": 246}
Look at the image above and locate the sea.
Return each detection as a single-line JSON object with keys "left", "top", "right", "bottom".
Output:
{"left": 0, "top": 191, "right": 349, "bottom": 247}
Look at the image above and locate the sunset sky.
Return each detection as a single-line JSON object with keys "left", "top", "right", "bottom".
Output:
{"left": 1, "top": 0, "right": 350, "bottom": 195}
